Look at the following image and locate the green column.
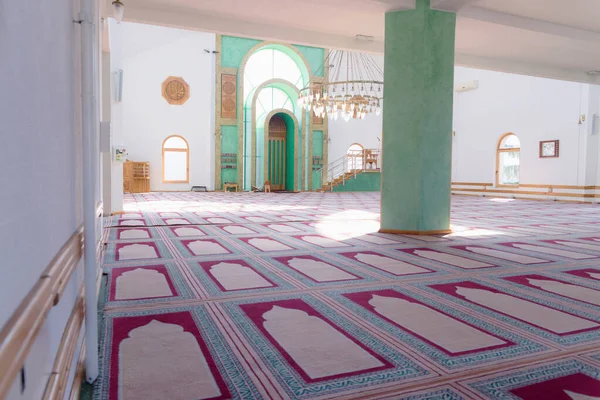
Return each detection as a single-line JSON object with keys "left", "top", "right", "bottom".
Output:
{"left": 380, "top": 0, "right": 456, "bottom": 234}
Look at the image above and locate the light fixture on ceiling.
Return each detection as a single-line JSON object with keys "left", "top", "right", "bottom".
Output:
{"left": 112, "top": 0, "right": 125, "bottom": 23}
{"left": 298, "top": 49, "right": 383, "bottom": 122}
{"left": 355, "top": 34, "right": 375, "bottom": 42}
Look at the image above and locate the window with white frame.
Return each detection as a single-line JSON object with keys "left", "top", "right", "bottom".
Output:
{"left": 162, "top": 135, "right": 189, "bottom": 183}
{"left": 497, "top": 133, "right": 520, "bottom": 185}
{"left": 346, "top": 143, "right": 364, "bottom": 171}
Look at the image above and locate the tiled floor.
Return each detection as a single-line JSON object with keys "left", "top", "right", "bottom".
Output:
{"left": 94, "top": 192, "right": 600, "bottom": 399}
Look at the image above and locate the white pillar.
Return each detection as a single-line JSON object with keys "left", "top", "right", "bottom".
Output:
{"left": 81, "top": 0, "right": 99, "bottom": 383}
{"left": 584, "top": 85, "right": 600, "bottom": 187}
{"left": 101, "top": 53, "right": 113, "bottom": 214}
{"left": 209, "top": 48, "right": 217, "bottom": 190}
{"left": 109, "top": 21, "right": 124, "bottom": 212}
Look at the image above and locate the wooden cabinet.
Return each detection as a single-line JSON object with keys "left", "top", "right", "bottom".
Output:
{"left": 123, "top": 179, "right": 132, "bottom": 193}
{"left": 123, "top": 161, "right": 150, "bottom": 193}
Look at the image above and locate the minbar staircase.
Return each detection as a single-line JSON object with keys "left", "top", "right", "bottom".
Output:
{"left": 316, "top": 149, "right": 381, "bottom": 192}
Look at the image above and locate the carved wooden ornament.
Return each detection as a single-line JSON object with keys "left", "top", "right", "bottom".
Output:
{"left": 221, "top": 74, "right": 237, "bottom": 119}
{"left": 162, "top": 76, "right": 190, "bottom": 105}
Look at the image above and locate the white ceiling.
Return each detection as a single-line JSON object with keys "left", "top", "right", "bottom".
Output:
{"left": 476, "top": 0, "right": 600, "bottom": 33}
{"left": 106, "top": 0, "right": 600, "bottom": 83}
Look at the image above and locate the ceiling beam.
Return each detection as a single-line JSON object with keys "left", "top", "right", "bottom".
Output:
{"left": 430, "top": 0, "right": 479, "bottom": 13}
{"left": 122, "top": 1, "right": 385, "bottom": 53}
{"left": 460, "top": 7, "right": 600, "bottom": 43}
{"left": 111, "top": 0, "right": 600, "bottom": 85}
{"left": 373, "top": 0, "right": 415, "bottom": 12}
{"left": 455, "top": 53, "right": 600, "bottom": 85}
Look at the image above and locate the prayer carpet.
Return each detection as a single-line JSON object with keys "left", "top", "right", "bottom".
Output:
{"left": 93, "top": 192, "right": 600, "bottom": 399}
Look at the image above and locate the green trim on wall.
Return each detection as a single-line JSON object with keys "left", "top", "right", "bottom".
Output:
{"left": 250, "top": 80, "right": 302, "bottom": 189}
{"left": 223, "top": 38, "right": 313, "bottom": 85}
{"left": 221, "top": 36, "right": 262, "bottom": 68}
{"left": 221, "top": 125, "right": 238, "bottom": 185}
{"left": 312, "top": 131, "right": 323, "bottom": 157}
{"left": 249, "top": 44, "right": 311, "bottom": 85}
{"left": 218, "top": 35, "right": 327, "bottom": 192}
{"left": 312, "top": 130, "right": 323, "bottom": 190}
{"left": 221, "top": 125, "right": 238, "bottom": 152}
{"left": 281, "top": 113, "right": 296, "bottom": 191}
{"left": 294, "top": 45, "right": 325, "bottom": 78}
{"left": 333, "top": 172, "right": 381, "bottom": 192}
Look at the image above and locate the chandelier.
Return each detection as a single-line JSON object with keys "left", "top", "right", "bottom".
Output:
{"left": 298, "top": 49, "right": 383, "bottom": 122}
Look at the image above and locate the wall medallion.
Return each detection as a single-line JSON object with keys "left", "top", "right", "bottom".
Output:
{"left": 162, "top": 76, "right": 190, "bottom": 105}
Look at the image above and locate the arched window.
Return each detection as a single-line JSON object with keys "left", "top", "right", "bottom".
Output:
{"left": 496, "top": 133, "right": 520, "bottom": 185}
{"left": 242, "top": 46, "right": 310, "bottom": 191}
{"left": 162, "top": 135, "right": 189, "bottom": 183}
{"left": 256, "top": 86, "right": 295, "bottom": 117}
{"left": 244, "top": 49, "right": 306, "bottom": 101}
{"left": 347, "top": 143, "right": 364, "bottom": 171}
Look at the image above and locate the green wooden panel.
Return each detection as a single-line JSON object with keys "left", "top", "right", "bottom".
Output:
{"left": 256, "top": 124, "right": 265, "bottom": 188}
{"left": 267, "top": 139, "right": 287, "bottom": 188}
{"left": 282, "top": 114, "right": 295, "bottom": 191}
{"left": 275, "top": 141, "right": 279, "bottom": 185}
{"left": 297, "top": 121, "right": 302, "bottom": 191}
{"left": 280, "top": 140, "right": 284, "bottom": 186}
{"left": 273, "top": 141, "right": 282, "bottom": 184}
{"left": 270, "top": 140, "right": 274, "bottom": 184}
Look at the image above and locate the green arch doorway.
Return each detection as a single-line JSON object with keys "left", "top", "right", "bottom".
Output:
{"left": 264, "top": 111, "right": 297, "bottom": 191}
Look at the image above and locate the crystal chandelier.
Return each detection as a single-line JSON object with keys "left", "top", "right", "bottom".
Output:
{"left": 298, "top": 49, "right": 383, "bottom": 122}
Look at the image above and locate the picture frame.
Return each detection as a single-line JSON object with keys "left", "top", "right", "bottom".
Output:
{"left": 539, "top": 140, "right": 559, "bottom": 158}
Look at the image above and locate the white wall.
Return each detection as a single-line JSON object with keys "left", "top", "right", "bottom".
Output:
{"left": 110, "top": 21, "right": 216, "bottom": 191}
{"left": 328, "top": 118, "right": 382, "bottom": 161}
{"left": 108, "top": 34, "right": 125, "bottom": 210}
{"left": 0, "top": 0, "right": 86, "bottom": 398}
{"left": 328, "top": 60, "right": 594, "bottom": 187}
{"left": 327, "top": 53, "right": 384, "bottom": 160}
{"left": 586, "top": 85, "right": 600, "bottom": 186}
{"left": 107, "top": 40, "right": 597, "bottom": 192}
{"left": 451, "top": 67, "right": 588, "bottom": 185}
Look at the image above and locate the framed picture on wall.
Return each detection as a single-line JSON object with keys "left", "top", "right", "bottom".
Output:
{"left": 539, "top": 140, "right": 559, "bottom": 158}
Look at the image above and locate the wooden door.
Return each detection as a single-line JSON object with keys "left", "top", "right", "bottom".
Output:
{"left": 268, "top": 116, "right": 287, "bottom": 191}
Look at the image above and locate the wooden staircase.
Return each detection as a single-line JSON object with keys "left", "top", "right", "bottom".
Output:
{"left": 315, "top": 148, "right": 381, "bottom": 192}
{"left": 316, "top": 148, "right": 381, "bottom": 192}
{"left": 318, "top": 170, "right": 363, "bottom": 192}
